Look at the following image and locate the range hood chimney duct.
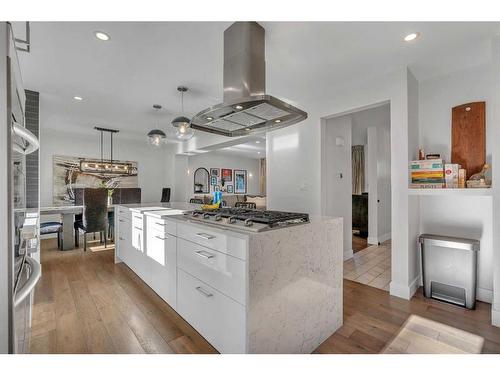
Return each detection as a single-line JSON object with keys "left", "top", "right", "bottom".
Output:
{"left": 223, "top": 22, "right": 266, "bottom": 102}
{"left": 191, "top": 22, "right": 307, "bottom": 137}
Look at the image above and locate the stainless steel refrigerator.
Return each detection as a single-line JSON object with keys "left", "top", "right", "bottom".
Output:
{"left": 0, "top": 22, "right": 41, "bottom": 354}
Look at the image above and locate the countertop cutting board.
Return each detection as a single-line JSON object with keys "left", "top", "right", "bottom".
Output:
{"left": 451, "top": 101, "right": 485, "bottom": 177}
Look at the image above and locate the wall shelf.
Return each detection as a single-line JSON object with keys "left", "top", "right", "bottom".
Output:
{"left": 408, "top": 188, "right": 492, "bottom": 196}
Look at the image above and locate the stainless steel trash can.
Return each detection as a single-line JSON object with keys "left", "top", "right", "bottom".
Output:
{"left": 419, "top": 234, "right": 479, "bottom": 309}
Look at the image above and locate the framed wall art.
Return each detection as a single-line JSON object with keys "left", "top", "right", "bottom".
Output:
{"left": 234, "top": 170, "right": 247, "bottom": 194}
{"left": 210, "top": 168, "right": 220, "bottom": 177}
{"left": 227, "top": 184, "right": 234, "bottom": 193}
{"left": 221, "top": 168, "right": 232, "bottom": 182}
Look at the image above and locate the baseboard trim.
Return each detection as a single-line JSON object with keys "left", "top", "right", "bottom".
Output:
{"left": 492, "top": 308, "right": 500, "bottom": 327}
{"left": 477, "top": 288, "right": 493, "bottom": 304}
{"left": 343, "top": 249, "right": 353, "bottom": 261}
{"left": 367, "top": 232, "right": 391, "bottom": 245}
{"left": 378, "top": 232, "right": 391, "bottom": 243}
{"left": 389, "top": 276, "right": 420, "bottom": 300}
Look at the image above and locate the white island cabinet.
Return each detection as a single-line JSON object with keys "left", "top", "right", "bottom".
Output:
{"left": 115, "top": 203, "right": 343, "bottom": 354}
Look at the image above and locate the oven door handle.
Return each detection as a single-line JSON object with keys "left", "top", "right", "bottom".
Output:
{"left": 13, "top": 257, "right": 41, "bottom": 307}
{"left": 11, "top": 121, "right": 39, "bottom": 155}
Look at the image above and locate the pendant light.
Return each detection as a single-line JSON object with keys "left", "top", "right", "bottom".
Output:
{"left": 172, "top": 86, "right": 194, "bottom": 141}
{"left": 147, "top": 104, "right": 166, "bottom": 147}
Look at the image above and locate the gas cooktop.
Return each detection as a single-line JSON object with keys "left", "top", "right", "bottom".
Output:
{"left": 186, "top": 208, "right": 309, "bottom": 232}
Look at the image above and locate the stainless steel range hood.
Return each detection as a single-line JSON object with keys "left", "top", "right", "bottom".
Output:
{"left": 191, "top": 22, "right": 307, "bottom": 137}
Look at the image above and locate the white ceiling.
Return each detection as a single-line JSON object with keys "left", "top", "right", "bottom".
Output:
{"left": 13, "top": 21, "right": 500, "bottom": 145}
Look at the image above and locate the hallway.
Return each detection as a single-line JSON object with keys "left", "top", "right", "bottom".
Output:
{"left": 344, "top": 240, "right": 391, "bottom": 291}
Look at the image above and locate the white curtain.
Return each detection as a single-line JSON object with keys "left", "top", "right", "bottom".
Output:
{"left": 352, "top": 145, "right": 365, "bottom": 195}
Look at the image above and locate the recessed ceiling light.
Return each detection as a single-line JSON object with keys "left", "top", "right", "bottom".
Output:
{"left": 255, "top": 140, "right": 260, "bottom": 144}
{"left": 73, "top": 96, "right": 83, "bottom": 101}
{"left": 235, "top": 105, "right": 243, "bottom": 110}
{"left": 206, "top": 116, "right": 213, "bottom": 121}
{"left": 274, "top": 119, "right": 282, "bottom": 123}
{"left": 95, "top": 31, "right": 110, "bottom": 41}
{"left": 403, "top": 32, "right": 420, "bottom": 42}
{"left": 257, "top": 152, "right": 261, "bottom": 154}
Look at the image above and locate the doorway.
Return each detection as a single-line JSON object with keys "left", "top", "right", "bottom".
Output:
{"left": 321, "top": 102, "right": 392, "bottom": 290}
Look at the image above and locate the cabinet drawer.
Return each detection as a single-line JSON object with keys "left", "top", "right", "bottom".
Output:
{"left": 146, "top": 216, "right": 176, "bottom": 236}
{"left": 177, "top": 238, "right": 246, "bottom": 305}
{"left": 177, "top": 269, "right": 246, "bottom": 353}
{"left": 177, "top": 222, "right": 247, "bottom": 260}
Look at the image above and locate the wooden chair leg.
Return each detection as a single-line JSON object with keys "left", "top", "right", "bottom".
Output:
{"left": 75, "top": 229, "right": 79, "bottom": 247}
{"left": 57, "top": 231, "right": 61, "bottom": 250}
{"left": 104, "top": 232, "right": 107, "bottom": 248}
{"left": 84, "top": 233, "right": 87, "bottom": 252}
{"left": 100, "top": 231, "right": 103, "bottom": 243}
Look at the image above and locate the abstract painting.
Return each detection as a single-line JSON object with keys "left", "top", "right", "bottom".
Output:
{"left": 53, "top": 155, "right": 138, "bottom": 206}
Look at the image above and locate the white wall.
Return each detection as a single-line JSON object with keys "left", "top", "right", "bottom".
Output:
{"left": 322, "top": 115, "right": 352, "bottom": 259}
{"left": 377, "top": 124, "right": 392, "bottom": 241}
{"left": 418, "top": 63, "right": 495, "bottom": 303}
{"left": 187, "top": 151, "right": 261, "bottom": 196}
{"left": 266, "top": 67, "right": 410, "bottom": 299}
{"left": 39, "top": 128, "right": 176, "bottom": 206}
{"left": 350, "top": 104, "right": 391, "bottom": 244}
{"left": 491, "top": 37, "right": 500, "bottom": 326}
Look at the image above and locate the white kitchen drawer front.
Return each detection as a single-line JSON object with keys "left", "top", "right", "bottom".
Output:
{"left": 146, "top": 216, "right": 176, "bottom": 236}
{"left": 177, "top": 238, "right": 246, "bottom": 305}
{"left": 148, "top": 231, "right": 177, "bottom": 308}
{"left": 177, "top": 269, "right": 246, "bottom": 353}
{"left": 131, "top": 223, "right": 143, "bottom": 252}
{"left": 177, "top": 222, "right": 247, "bottom": 260}
{"left": 117, "top": 218, "right": 131, "bottom": 262}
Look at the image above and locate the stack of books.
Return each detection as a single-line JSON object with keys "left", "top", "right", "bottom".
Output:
{"left": 410, "top": 159, "right": 445, "bottom": 188}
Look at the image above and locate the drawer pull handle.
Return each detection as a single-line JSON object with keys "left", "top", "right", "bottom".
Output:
{"left": 155, "top": 223, "right": 167, "bottom": 226}
{"left": 134, "top": 215, "right": 142, "bottom": 220}
{"left": 195, "top": 250, "right": 215, "bottom": 259}
{"left": 196, "top": 233, "right": 215, "bottom": 240}
{"left": 155, "top": 235, "right": 167, "bottom": 240}
{"left": 119, "top": 237, "right": 125, "bottom": 241}
{"left": 119, "top": 219, "right": 125, "bottom": 223}
{"left": 134, "top": 226, "right": 142, "bottom": 230}
{"left": 195, "top": 286, "right": 213, "bottom": 298}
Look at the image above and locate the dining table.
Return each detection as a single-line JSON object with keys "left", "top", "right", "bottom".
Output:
{"left": 40, "top": 205, "right": 115, "bottom": 251}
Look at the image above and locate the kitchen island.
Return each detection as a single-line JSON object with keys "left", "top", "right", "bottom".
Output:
{"left": 114, "top": 202, "right": 343, "bottom": 353}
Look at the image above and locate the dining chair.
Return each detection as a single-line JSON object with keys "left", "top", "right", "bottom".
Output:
{"left": 74, "top": 188, "right": 108, "bottom": 251}
{"left": 161, "top": 188, "right": 171, "bottom": 203}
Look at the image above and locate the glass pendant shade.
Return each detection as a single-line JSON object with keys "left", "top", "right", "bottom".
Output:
{"left": 172, "top": 115, "right": 194, "bottom": 141}
{"left": 147, "top": 129, "right": 166, "bottom": 147}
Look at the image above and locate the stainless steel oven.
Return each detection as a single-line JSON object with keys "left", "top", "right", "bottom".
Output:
{"left": 3, "top": 22, "right": 41, "bottom": 353}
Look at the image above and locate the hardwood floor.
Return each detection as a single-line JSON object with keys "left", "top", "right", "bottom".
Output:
{"left": 352, "top": 234, "right": 368, "bottom": 253}
{"left": 30, "top": 239, "right": 216, "bottom": 354}
{"left": 314, "top": 280, "right": 500, "bottom": 354}
{"left": 32, "top": 239, "right": 500, "bottom": 354}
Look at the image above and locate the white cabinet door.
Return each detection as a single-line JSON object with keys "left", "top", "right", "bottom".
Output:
{"left": 148, "top": 230, "right": 177, "bottom": 308}
{"left": 131, "top": 223, "right": 143, "bottom": 252}
{"left": 177, "top": 269, "right": 246, "bottom": 354}
{"left": 117, "top": 216, "right": 131, "bottom": 264}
